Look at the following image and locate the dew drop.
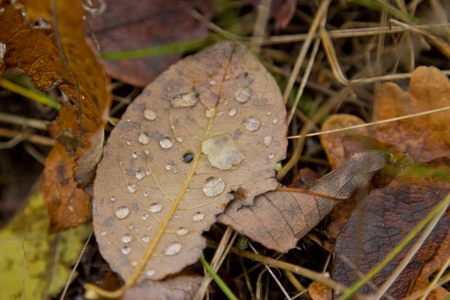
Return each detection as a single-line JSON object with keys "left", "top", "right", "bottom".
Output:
{"left": 142, "top": 236, "right": 150, "bottom": 243}
{"left": 110, "top": 196, "right": 116, "bottom": 202}
{"left": 142, "top": 213, "right": 148, "bottom": 220}
{"left": 235, "top": 87, "right": 252, "bottom": 103}
{"left": 144, "top": 192, "right": 149, "bottom": 197}
{"left": 101, "top": 231, "right": 107, "bottom": 236}
{"left": 203, "top": 177, "right": 225, "bottom": 197}
{"left": 146, "top": 270, "right": 156, "bottom": 277}
{"left": 132, "top": 152, "right": 138, "bottom": 159}
{"left": 127, "top": 184, "right": 137, "bottom": 193}
{"left": 128, "top": 224, "right": 134, "bottom": 230}
{"left": 144, "top": 149, "right": 150, "bottom": 155}
{"left": 139, "top": 133, "right": 149, "bottom": 145}
{"left": 144, "top": 109, "right": 157, "bottom": 120}
{"left": 170, "top": 88, "right": 199, "bottom": 108}
{"left": 209, "top": 80, "right": 216, "bottom": 86}
{"left": 244, "top": 116, "right": 261, "bottom": 131}
{"left": 136, "top": 171, "right": 145, "bottom": 180}
{"left": 176, "top": 136, "right": 183, "bottom": 143}
{"left": 121, "top": 234, "right": 132, "bottom": 243}
{"left": 183, "top": 152, "right": 194, "bottom": 163}
{"left": 273, "top": 118, "right": 278, "bottom": 124}
{"left": 268, "top": 153, "right": 274, "bottom": 159}
{"left": 165, "top": 162, "right": 174, "bottom": 170}
{"left": 149, "top": 203, "right": 162, "bottom": 213}
{"left": 126, "top": 140, "right": 131, "bottom": 146}
{"left": 193, "top": 212, "right": 205, "bottom": 222}
{"left": 127, "top": 118, "right": 131, "bottom": 122}
{"left": 264, "top": 135, "right": 273, "bottom": 146}
{"left": 206, "top": 108, "right": 214, "bottom": 118}
{"left": 115, "top": 206, "right": 129, "bottom": 219}
{"left": 201, "top": 134, "right": 243, "bottom": 170}
{"left": 267, "top": 111, "right": 272, "bottom": 116}
{"left": 131, "top": 261, "right": 137, "bottom": 267}
{"left": 159, "top": 137, "right": 173, "bottom": 149}
{"left": 228, "top": 108, "right": 237, "bottom": 117}
{"left": 176, "top": 227, "right": 189, "bottom": 236}
{"left": 121, "top": 246, "right": 131, "bottom": 255}
{"left": 165, "top": 242, "right": 182, "bottom": 256}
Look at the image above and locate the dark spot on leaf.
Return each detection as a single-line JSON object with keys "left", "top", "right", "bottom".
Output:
{"left": 56, "top": 162, "right": 65, "bottom": 180}
{"left": 183, "top": 152, "right": 194, "bottom": 163}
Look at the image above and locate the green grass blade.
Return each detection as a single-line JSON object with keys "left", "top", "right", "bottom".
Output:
{"left": 199, "top": 256, "right": 238, "bottom": 300}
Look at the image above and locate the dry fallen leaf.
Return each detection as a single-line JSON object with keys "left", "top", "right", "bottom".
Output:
{"left": 371, "top": 66, "right": 450, "bottom": 163}
{"left": 90, "top": 41, "right": 287, "bottom": 294}
{"left": 85, "top": 0, "right": 213, "bottom": 87}
{"left": 0, "top": 0, "right": 112, "bottom": 231}
{"left": 333, "top": 158, "right": 450, "bottom": 299}
{"left": 218, "top": 151, "right": 387, "bottom": 252}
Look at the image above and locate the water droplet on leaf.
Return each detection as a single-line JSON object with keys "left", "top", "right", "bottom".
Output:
{"left": 136, "top": 171, "right": 145, "bottom": 180}
{"left": 176, "top": 227, "right": 189, "bottom": 236}
{"left": 142, "top": 236, "right": 150, "bottom": 243}
{"left": 139, "top": 133, "right": 149, "bottom": 145}
{"left": 202, "top": 134, "right": 243, "bottom": 170}
{"left": 244, "top": 116, "right": 261, "bottom": 131}
{"left": 159, "top": 137, "right": 173, "bottom": 149}
{"left": 193, "top": 212, "right": 205, "bottom": 222}
{"left": 228, "top": 108, "right": 237, "bottom": 116}
{"left": 121, "top": 246, "right": 131, "bottom": 255}
{"left": 115, "top": 206, "right": 129, "bottom": 219}
{"left": 203, "top": 177, "right": 225, "bottom": 197}
{"left": 235, "top": 87, "right": 252, "bottom": 103}
{"left": 264, "top": 135, "right": 273, "bottom": 146}
{"left": 127, "top": 184, "right": 137, "bottom": 193}
{"left": 165, "top": 242, "right": 182, "bottom": 256}
{"left": 170, "top": 88, "right": 199, "bottom": 108}
{"left": 144, "top": 109, "right": 157, "bottom": 120}
{"left": 121, "top": 234, "right": 132, "bottom": 243}
{"left": 146, "top": 270, "right": 156, "bottom": 276}
{"left": 149, "top": 203, "right": 162, "bottom": 213}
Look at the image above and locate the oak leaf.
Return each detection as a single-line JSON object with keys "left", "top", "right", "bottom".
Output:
{"left": 91, "top": 41, "right": 287, "bottom": 294}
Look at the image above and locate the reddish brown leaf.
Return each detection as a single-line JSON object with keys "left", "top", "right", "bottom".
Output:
{"left": 218, "top": 151, "right": 387, "bottom": 252}
{"left": 371, "top": 66, "right": 450, "bottom": 163}
{"left": 85, "top": 0, "right": 213, "bottom": 87}
{"left": 42, "top": 144, "right": 91, "bottom": 232}
{"left": 320, "top": 114, "right": 368, "bottom": 169}
{"left": 90, "top": 41, "right": 287, "bottom": 295}
{"left": 252, "top": 0, "right": 296, "bottom": 29}
{"left": 0, "top": 0, "right": 112, "bottom": 231}
{"left": 332, "top": 158, "right": 450, "bottom": 299}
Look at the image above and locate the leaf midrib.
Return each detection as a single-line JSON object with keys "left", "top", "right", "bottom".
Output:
{"left": 124, "top": 45, "right": 235, "bottom": 289}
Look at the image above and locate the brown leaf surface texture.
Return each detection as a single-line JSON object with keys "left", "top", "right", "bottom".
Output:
{"left": 85, "top": 0, "right": 213, "bottom": 87}
{"left": 218, "top": 151, "right": 387, "bottom": 252}
{"left": 371, "top": 66, "right": 450, "bottom": 163}
{"left": 92, "top": 41, "right": 287, "bottom": 284}
{"left": 333, "top": 158, "right": 450, "bottom": 299}
{"left": 122, "top": 275, "right": 202, "bottom": 300}
{"left": 0, "top": 0, "right": 112, "bottom": 231}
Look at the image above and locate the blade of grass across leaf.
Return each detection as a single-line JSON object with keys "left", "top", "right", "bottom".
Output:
{"left": 337, "top": 192, "right": 450, "bottom": 300}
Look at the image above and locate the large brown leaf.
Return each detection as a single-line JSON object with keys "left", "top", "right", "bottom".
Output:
{"left": 91, "top": 41, "right": 287, "bottom": 292}
{"left": 218, "top": 151, "right": 387, "bottom": 252}
{"left": 85, "top": 0, "right": 213, "bottom": 87}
